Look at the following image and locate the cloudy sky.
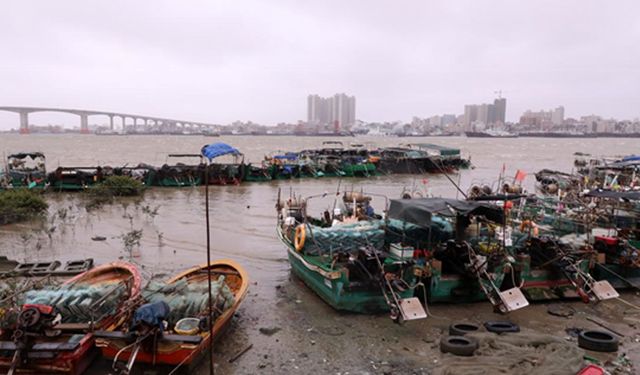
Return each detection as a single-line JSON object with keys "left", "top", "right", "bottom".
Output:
{"left": 0, "top": 1, "right": 639, "bottom": 128}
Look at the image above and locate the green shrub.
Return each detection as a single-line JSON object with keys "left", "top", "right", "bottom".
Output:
{"left": 0, "top": 189, "right": 48, "bottom": 225}
{"left": 89, "top": 176, "right": 145, "bottom": 197}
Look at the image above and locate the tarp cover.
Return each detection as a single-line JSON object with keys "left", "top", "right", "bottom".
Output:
{"left": 131, "top": 301, "right": 170, "bottom": 331}
{"left": 622, "top": 154, "right": 640, "bottom": 162}
{"left": 200, "top": 143, "right": 241, "bottom": 161}
{"left": 273, "top": 152, "right": 298, "bottom": 160}
{"left": 585, "top": 189, "right": 640, "bottom": 201}
{"left": 388, "top": 198, "right": 504, "bottom": 226}
{"left": 599, "top": 159, "right": 640, "bottom": 169}
{"left": 413, "top": 143, "right": 460, "bottom": 156}
{"left": 8, "top": 152, "right": 45, "bottom": 159}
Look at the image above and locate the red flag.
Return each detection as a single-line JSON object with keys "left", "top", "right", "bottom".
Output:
{"left": 514, "top": 169, "right": 526, "bottom": 182}
{"left": 422, "top": 178, "right": 428, "bottom": 185}
{"left": 501, "top": 163, "right": 506, "bottom": 174}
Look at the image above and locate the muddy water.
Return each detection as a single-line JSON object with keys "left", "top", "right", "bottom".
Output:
{"left": 0, "top": 135, "right": 639, "bottom": 374}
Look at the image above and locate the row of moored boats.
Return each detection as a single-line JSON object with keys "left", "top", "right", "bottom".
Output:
{"left": 0, "top": 142, "right": 470, "bottom": 190}
{"left": 276, "top": 152, "right": 639, "bottom": 321}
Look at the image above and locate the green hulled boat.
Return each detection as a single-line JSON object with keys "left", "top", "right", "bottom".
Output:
{"left": 47, "top": 166, "right": 103, "bottom": 191}
{"left": 276, "top": 191, "right": 427, "bottom": 321}
{"left": 387, "top": 197, "right": 619, "bottom": 311}
{"left": 1, "top": 152, "right": 47, "bottom": 190}
{"left": 153, "top": 154, "right": 204, "bottom": 187}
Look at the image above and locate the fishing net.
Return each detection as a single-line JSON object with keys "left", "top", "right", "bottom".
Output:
{"left": 304, "top": 221, "right": 385, "bottom": 255}
{"left": 433, "top": 332, "right": 584, "bottom": 375}
{"left": 142, "top": 275, "right": 235, "bottom": 327}
{"left": 22, "top": 283, "right": 127, "bottom": 324}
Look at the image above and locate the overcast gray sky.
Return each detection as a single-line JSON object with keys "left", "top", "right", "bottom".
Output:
{"left": 1, "top": 1, "right": 639, "bottom": 129}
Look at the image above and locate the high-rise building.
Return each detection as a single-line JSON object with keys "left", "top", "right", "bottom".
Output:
{"left": 493, "top": 98, "right": 506, "bottom": 125}
{"left": 462, "top": 97, "right": 507, "bottom": 131}
{"left": 551, "top": 106, "right": 564, "bottom": 126}
{"left": 463, "top": 105, "right": 478, "bottom": 131}
{"left": 307, "top": 93, "right": 356, "bottom": 132}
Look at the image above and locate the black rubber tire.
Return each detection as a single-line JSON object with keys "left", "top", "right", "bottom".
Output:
{"left": 578, "top": 330, "right": 619, "bottom": 352}
{"left": 484, "top": 321, "right": 520, "bottom": 334}
{"left": 449, "top": 323, "right": 481, "bottom": 336}
{"left": 440, "top": 336, "right": 478, "bottom": 357}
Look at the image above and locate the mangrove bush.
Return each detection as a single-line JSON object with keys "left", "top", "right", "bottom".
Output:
{"left": 0, "top": 189, "right": 48, "bottom": 225}
{"left": 85, "top": 176, "right": 146, "bottom": 210}
{"left": 91, "top": 175, "right": 146, "bottom": 197}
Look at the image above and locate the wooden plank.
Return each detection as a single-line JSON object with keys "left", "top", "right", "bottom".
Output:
{"left": 94, "top": 331, "right": 202, "bottom": 344}
{"left": 93, "top": 331, "right": 132, "bottom": 339}
{"left": 32, "top": 342, "right": 80, "bottom": 351}
{"left": 162, "top": 334, "right": 202, "bottom": 344}
{"left": 0, "top": 341, "right": 80, "bottom": 351}
{"left": 54, "top": 323, "right": 92, "bottom": 331}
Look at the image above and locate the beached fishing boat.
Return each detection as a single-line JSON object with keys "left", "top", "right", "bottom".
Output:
{"left": 95, "top": 259, "right": 248, "bottom": 373}
{"left": 388, "top": 196, "right": 619, "bottom": 311}
{"left": 0, "top": 262, "right": 141, "bottom": 375}
{"left": 276, "top": 190, "right": 427, "bottom": 322}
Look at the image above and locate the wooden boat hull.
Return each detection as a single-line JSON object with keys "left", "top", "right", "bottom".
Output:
{"left": 0, "top": 262, "right": 141, "bottom": 374}
{"left": 96, "top": 259, "right": 249, "bottom": 368}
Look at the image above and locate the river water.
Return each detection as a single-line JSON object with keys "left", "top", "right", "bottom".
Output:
{"left": 0, "top": 135, "right": 638, "bottom": 374}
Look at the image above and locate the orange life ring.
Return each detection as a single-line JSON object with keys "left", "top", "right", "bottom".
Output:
{"left": 520, "top": 220, "right": 539, "bottom": 237}
{"left": 294, "top": 224, "right": 306, "bottom": 252}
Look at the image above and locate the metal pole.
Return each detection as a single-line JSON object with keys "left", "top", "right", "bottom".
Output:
{"left": 204, "top": 162, "right": 214, "bottom": 375}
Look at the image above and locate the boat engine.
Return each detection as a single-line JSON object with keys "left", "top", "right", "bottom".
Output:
{"left": 7, "top": 304, "right": 61, "bottom": 374}
{"left": 13, "top": 304, "right": 61, "bottom": 338}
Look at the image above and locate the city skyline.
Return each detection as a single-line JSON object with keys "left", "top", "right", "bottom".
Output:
{"left": 1, "top": 1, "right": 639, "bottom": 130}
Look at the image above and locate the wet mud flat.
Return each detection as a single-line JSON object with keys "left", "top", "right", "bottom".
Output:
{"left": 204, "top": 276, "right": 640, "bottom": 375}
{"left": 0, "top": 183, "right": 638, "bottom": 374}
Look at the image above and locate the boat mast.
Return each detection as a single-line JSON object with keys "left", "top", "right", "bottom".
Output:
{"left": 203, "top": 150, "right": 215, "bottom": 375}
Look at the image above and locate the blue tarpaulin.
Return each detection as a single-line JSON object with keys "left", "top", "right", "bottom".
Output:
{"left": 273, "top": 152, "right": 298, "bottom": 160}
{"left": 201, "top": 143, "right": 241, "bottom": 161}
{"left": 131, "top": 301, "right": 170, "bottom": 331}
{"left": 622, "top": 155, "right": 640, "bottom": 162}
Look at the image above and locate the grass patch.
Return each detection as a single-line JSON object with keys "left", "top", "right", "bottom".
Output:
{"left": 0, "top": 189, "right": 48, "bottom": 225}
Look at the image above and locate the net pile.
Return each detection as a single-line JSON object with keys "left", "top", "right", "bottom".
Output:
{"left": 433, "top": 332, "right": 584, "bottom": 375}
{"left": 142, "top": 275, "right": 235, "bottom": 326}
{"left": 304, "top": 221, "right": 385, "bottom": 255}
{"left": 23, "top": 283, "right": 127, "bottom": 323}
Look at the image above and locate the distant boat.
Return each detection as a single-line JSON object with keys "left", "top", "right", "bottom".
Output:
{"left": 518, "top": 131, "right": 594, "bottom": 138}
{"left": 465, "top": 129, "right": 518, "bottom": 138}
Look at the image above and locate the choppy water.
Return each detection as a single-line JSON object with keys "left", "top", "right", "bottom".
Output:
{"left": 0, "top": 134, "right": 638, "bottom": 374}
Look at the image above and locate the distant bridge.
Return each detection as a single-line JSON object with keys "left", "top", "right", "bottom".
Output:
{"left": 0, "top": 106, "right": 218, "bottom": 134}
